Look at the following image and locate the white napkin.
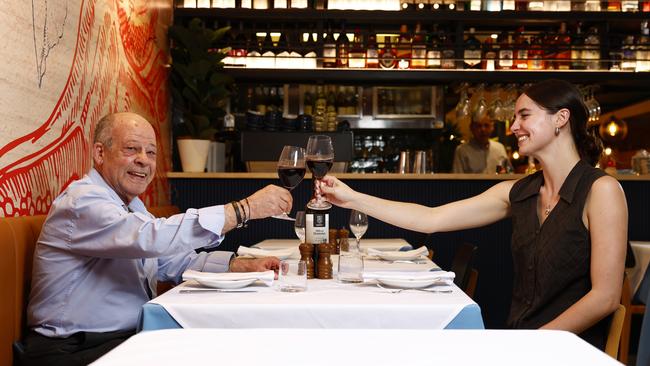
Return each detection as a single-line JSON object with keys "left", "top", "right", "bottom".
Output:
{"left": 237, "top": 246, "right": 299, "bottom": 259}
{"left": 363, "top": 270, "right": 455, "bottom": 285}
{"left": 366, "top": 245, "right": 429, "bottom": 260}
{"left": 182, "top": 269, "right": 275, "bottom": 286}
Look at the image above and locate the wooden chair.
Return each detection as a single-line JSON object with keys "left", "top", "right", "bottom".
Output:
{"left": 606, "top": 304, "right": 626, "bottom": 359}
{"left": 451, "top": 243, "right": 478, "bottom": 299}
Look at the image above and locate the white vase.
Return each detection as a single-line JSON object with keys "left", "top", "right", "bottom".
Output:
{"left": 177, "top": 139, "right": 211, "bottom": 172}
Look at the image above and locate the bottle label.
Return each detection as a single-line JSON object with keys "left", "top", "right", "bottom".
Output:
{"left": 464, "top": 49, "right": 481, "bottom": 67}
{"left": 323, "top": 45, "right": 336, "bottom": 63}
{"left": 306, "top": 212, "right": 329, "bottom": 244}
{"left": 498, "top": 50, "right": 514, "bottom": 67}
{"left": 426, "top": 50, "right": 441, "bottom": 67}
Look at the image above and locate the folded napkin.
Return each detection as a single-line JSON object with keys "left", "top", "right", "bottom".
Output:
{"left": 366, "top": 245, "right": 429, "bottom": 259}
{"left": 237, "top": 246, "right": 299, "bottom": 259}
{"left": 362, "top": 270, "right": 455, "bottom": 284}
{"left": 182, "top": 269, "right": 275, "bottom": 286}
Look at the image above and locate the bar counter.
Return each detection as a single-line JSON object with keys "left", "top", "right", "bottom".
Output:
{"left": 166, "top": 171, "right": 650, "bottom": 329}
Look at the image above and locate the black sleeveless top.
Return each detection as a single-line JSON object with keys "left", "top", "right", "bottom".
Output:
{"left": 508, "top": 159, "right": 609, "bottom": 349}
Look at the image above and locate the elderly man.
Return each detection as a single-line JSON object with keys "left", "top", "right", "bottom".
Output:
{"left": 452, "top": 115, "right": 511, "bottom": 174}
{"left": 18, "top": 112, "right": 292, "bottom": 366}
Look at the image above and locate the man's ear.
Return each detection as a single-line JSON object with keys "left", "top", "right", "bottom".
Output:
{"left": 93, "top": 142, "right": 105, "bottom": 166}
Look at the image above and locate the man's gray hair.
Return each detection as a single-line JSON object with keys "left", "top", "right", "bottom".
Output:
{"left": 94, "top": 114, "right": 116, "bottom": 148}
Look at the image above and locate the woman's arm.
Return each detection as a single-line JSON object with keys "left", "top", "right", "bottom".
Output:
{"left": 319, "top": 175, "right": 515, "bottom": 234}
{"left": 541, "top": 175, "right": 628, "bottom": 333}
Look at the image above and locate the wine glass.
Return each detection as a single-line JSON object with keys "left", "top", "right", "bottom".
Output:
{"left": 306, "top": 135, "right": 334, "bottom": 209}
{"left": 349, "top": 209, "right": 368, "bottom": 252}
{"left": 273, "top": 146, "right": 305, "bottom": 220}
{"left": 277, "top": 146, "right": 306, "bottom": 191}
{"left": 294, "top": 211, "right": 306, "bottom": 243}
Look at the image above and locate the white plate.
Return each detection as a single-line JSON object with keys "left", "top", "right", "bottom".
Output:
{"left": 375, "top": 252, "right": 426, "bottom": 261}
{"left": 194, "top": 278, "right": 257, "bottom": 289}
{"left": 377, "top": 278, "right": 441, "bottom": 289}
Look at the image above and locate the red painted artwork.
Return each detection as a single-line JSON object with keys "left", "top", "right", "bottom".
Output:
{"left": 0, "top": 0, "right": 171, "bottom": 217}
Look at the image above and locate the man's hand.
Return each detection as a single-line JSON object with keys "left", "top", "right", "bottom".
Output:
{"left": 246, "top": 185, "right": 292, "bottom": 220}
{"left": 229, "top": 257, "right": 280, "bottom": 275}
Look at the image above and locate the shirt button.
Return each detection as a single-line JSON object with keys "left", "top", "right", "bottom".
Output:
{"left": 535, "top": 229, "right": 540, "bottom": 235}
{"left": 528, "top": 264, "right": 534, "bottom": 271}
{"left": 526, "top": 299, "right": 532, "bottom": 305}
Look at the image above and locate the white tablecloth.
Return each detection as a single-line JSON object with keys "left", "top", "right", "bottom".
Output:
{"left": 252, "top": 238, "right": 413, "bottom": 252}
{"left": 628, "top": 241, "right": 650, "bottom": 295}
{"left": 92, "top": 328, "right": 621, "bottom": 366}
{"left": 150, "top": 277, "right": 471, "bottom": 330}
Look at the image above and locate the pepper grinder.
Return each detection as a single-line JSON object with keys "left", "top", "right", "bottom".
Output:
{"left": 299, "top": 243, "right": 315, "bottom": 279}
{"left": 317, "top": 243, "right": 333, "bottom": 279}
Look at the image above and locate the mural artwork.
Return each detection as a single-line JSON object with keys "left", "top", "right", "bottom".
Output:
{"left": 0, "top": 0, "right": 172, "bottom": 217}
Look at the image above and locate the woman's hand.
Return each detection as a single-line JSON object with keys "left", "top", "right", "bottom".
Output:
{"left": 318, "top": 175, "right": 358, "bottom": 209}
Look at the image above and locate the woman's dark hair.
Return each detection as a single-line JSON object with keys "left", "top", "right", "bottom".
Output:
{"left": 523, "top": 79, "right": 603, "bottom": 166}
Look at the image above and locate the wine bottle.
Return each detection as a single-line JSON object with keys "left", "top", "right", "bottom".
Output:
{"left": 337, "top": 25, "right": 350, "bottom": 68}
{"left": 305, "top": 200, "right": 331, "bottom": 278}
{"left": 322, "top": 24, "right": 337, "bottom": 68}
{"left": 463, "top": 27, "right": 481, "bottom": 69}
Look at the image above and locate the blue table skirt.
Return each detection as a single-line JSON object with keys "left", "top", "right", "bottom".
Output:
{"left": 138, "top": 303, "right": 485, "bottom": 331}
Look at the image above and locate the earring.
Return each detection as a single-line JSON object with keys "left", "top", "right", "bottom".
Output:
{"left": 554, "top": 126, "right": 560, "bottom": 136}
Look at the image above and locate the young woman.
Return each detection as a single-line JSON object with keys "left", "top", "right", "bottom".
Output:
{"left": 319, "top": 79, "right": 627, "bottom": 348}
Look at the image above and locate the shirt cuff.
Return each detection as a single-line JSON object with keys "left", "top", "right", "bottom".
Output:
{"left": 197, "top": 205, "right": 226, "bottom": 236}
{"left": 190, "top": 251, "right": 234, "bottom": 273}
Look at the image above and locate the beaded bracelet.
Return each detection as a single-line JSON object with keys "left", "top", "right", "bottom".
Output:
{"left": 238, "top": 200, "right": 248, "bottom": 228}
{"left": 231, "top": 201, "right": 243, "bottom": 229}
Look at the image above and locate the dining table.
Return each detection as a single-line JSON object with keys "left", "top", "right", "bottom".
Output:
{"left": 139, "top": 238, "right": 483, "bottom": 331}
{"left": 92, "top": 328, "right": 622, "bottom": 366}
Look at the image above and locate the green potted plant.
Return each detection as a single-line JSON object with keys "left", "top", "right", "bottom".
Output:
{"left": 168, "top": 18, "right": 234, "bottom": 172}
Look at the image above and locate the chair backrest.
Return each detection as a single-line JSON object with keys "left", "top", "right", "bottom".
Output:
{"left": 605, "top": 304, "right": 626, "bottom": 359}
{"left": 0, "top": 215, "right": 46, "bottom": 366}
{"left": 451, "top": 243, "right": 477, "bottom": 290}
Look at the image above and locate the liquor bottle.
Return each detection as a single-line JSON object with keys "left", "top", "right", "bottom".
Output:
{"left": 571, "top": 23, "right": 586, "bottom": 70}
{"left": 555, "top": 22, "right": 571, "bottom": 70}
{"left": 246, "top": 28, "right": 261, "bottom": 68}
{"left": 528, "top": 35, "right": 544, "bottom": 70}
{"left": 366, "top": 32, "right": 380, "bottom": 68}
{"left": 513, "top": 27, "right": 529, "bottom": 70}
{"left": 231, "top": 23, "right": 248, "bottom": 67}
{"left": 261, "top": 28, "right": 276, "bottom": 68}
{"left": 469, "top": 0, "right": 481, "bottom": 10}
{"left": 348, "top": 29, "right": 366, "bottom": 68}
{"left": 609, "top": 35, "right": 623, "bottom": 70}
{"left": 483, "top": 0, "right": 501, "bottom": 11}
{"left": 585, "top": 0, "right": 601, "bottom": 10}
{"left": 253, "top": 0, "right": 268, "bottom": 8}
{"left": 313, "top": 86, "right": 327, "bottom": 132}
{"left": 273, "top": 0, "right": 287, "bottom": 8}
{"left": 497, "top": 32, "right": 513, "bottom": 70}
{"left": 571, "top": 0, "right": 586, "bottom": 10}
{"left": 396, "top": 24, "right": 412, "bottom": 69}
{"left": 528, "top": 0, "right": 544, "bottom": 10}
{"left": 322, "top": 25, "right": 337, "bottom": 68}
{"left": 583, "top": 26, "right": 601, "bottom": 70}
{"left": 607, "top": 0, "right": 622, "bottom": 10}
{"left": 303, "top": 87, "right": 314, "bottom": 116}
{"left": 290, "top": 0, "right": 308, "bottom": 8}
{"left": 337, "top": 26, "right": 350, "bottom": 68}
{"left": 288, "top": 31, "right": 304, "bottom": 69}
{"left": 440, "top": 29, "right": 456, "bottom": 69}
{"left": 426, "top": 26, "right": 442, "bottom": 69}
{"left": 482, "top": 36, "right": 497, "bottom": 71}
{"left": 622, "top": 0, "right": 638, "bottom": 10}
{"left": 637, "top": 20, "right": 650, "bottom": 72}
{"left": 642, "top": 0, "right": 650, "bottom": 11}
{"left": 463, "top": 27, "right": 482, "bottom": 69}
{"left": 303, "top": 29, "right": 318, "bottom": 69}
{"left": 502, "top": 0, "right": 516, "bottom": 10}
{"left": 275, "top": 30, "right": 291, "bottom": 68}
{"left": 621, "top": 35, "right": 637, "bottom": 70}
{"left": 305, "top": 204, "right": 330, "bottom": 278}
{"left": 411, "top": 23, "right": 427, "bottom": 69}
{"left": 542, "top": 30, "right": 557, "bottom": 69}
{"left": 379, "top": 36, "right": 397, "bottom": 69}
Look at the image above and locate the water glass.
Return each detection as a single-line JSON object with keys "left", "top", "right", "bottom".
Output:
{"left": 278, "top": 260, "right": 307, "bottom": 292}
{"left": 337, "top": 252, "right": 364, "bottom": 283}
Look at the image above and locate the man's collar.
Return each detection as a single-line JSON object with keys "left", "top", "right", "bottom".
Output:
{"left": 87, "top": 168, "right": 145, "bottom": 211}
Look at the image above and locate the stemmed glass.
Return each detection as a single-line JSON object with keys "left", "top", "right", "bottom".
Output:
{"left": 306, "top": 135, "right": 334, "bottom": 209}
{"left": 273, "top": 146, "right": 306, "bottom": 221}
{"left": 349, "top": 210, "right": 368, "bottom": 252}
{"left": 294, "top": 211, "right": 306, "bottom": 243}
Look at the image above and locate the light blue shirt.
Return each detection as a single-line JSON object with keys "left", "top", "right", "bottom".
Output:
{"left": 27, "top": 169, "right": 233, "bottom": 337}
